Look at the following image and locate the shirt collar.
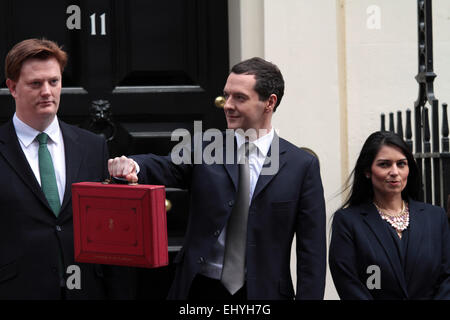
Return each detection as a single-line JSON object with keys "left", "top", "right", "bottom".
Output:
{"left": 13, "top": 114, "right": 61, "bottom": 147}
{"left": 234, "top": 127, "right": 274, "bottom": 157}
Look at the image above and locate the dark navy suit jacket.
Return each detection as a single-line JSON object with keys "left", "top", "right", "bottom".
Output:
{"left": 133, "top": 134, "right": 327, "bottom": 300}
{"left": 0, "top": 120, "right": 135, "bottom": 299}
{"left": 329, "top": 199, "right": 450, "bottom": 299}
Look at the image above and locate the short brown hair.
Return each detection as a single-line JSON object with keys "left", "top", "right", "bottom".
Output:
{"left": 231, "top": 57, "right": 285, "bottom": 112}
{"left": 5, "top": 38, "right": 68, "bottom": 81}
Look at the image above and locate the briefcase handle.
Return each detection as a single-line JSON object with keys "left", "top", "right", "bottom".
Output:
{"left": 103, "top": 176, "right": 138, "bottom": 186}
{"left": 102, "top": 177, "right": 172, "bottom": 212}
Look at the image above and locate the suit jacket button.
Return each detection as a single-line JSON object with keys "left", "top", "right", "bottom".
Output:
{"left": 197, "top": 257, "right": 205, "bottom": 264}
{"left": 214, "top": 230, "right": 221, "bottom": 237}
{"left": 228, "top": 200, "right": 234, "bottom": 207}
{"left": 56, "top": 225, "right": 62, "bottom": 232}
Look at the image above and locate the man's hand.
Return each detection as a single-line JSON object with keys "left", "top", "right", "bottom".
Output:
{"left": 108, "top": 156, "right": 139, "bottom": 183}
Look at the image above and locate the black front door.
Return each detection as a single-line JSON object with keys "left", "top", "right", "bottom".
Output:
{"left": 1, "top": 0, "right": 229, "bottom": 152}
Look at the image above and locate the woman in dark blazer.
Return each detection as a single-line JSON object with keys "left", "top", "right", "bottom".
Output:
{"left": 329, "top": 131, "right": 450, "bottom": 300}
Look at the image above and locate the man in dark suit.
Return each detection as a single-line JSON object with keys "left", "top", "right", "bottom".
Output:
{"left": 0, "top": 38, "right": 135, "bottom": 299}
{"left": 109, "top": 57, "right": 326, "bottom": 299}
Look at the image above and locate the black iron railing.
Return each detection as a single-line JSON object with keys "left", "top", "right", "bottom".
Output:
{"left": 381, "top": 105, "right": 449, "bottom": 211}
{"left": 381, "top": 0, "right": 449, "bottom": 212}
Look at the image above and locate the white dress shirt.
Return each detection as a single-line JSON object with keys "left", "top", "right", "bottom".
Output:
{"left": 200, "top": 127, "right": 275, "bottom": 279}
{"left": 234, "top": 128, "right": 274, "bottom": 202}
{"left": 13, "top": 114, "right": 66, "bottom": 204}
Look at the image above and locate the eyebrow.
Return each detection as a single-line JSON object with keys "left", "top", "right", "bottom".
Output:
{"left": 224, "top": 89, "right": 249, "bottom": 96}
{"left": 27, "top": 75, "right": 60, "bottom": 82}
{"left": 375, "top": 158, "right": 408, "bottom": 162}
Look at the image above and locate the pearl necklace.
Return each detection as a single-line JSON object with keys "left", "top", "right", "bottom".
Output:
{"left": 373, "top": 201, "right": 410, "bottom": 232}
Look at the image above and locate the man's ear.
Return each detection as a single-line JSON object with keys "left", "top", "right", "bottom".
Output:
{"left": 265, "top": 94, "right": 277, "bottom": 113}
{"left": 6, "top": 79, "right": 17, "bottom": 98}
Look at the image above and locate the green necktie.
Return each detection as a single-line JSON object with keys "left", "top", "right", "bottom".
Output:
{"left": 37, "top": 133, "right": 61, "bottom": 217}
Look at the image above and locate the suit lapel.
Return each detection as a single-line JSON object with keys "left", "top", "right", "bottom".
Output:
{"left": 404, "top": 199, "right": 425, "bottom": 284}
{"left": 362, "top": 203, "right": 409, "bottom": 297}
{"left": 59, "top": 121, "right": 84, "bottom": 217}
{"left": 223, "top": 132, "right": 238, "bottom": 190}
{"left": 222, "top": 133, "right": 287, "bottom": 199}
{"left": 0, "top": 121, "right": 55, "bottom": 218}
{"left": 251, "top": 135, "right": 287, "bottom": 202}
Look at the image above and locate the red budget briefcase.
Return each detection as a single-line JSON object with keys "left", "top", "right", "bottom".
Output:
{"left": 72, "top": 182, "right": 168, "bottom": 268}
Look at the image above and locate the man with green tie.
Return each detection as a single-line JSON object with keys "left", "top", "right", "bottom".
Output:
{"left": 0, "top": 38, "right": 135, "bottom": 299}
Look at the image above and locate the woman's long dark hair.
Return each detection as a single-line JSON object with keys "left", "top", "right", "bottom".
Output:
{"left": 342, "top": 131, "right": 421, "bottom": 208}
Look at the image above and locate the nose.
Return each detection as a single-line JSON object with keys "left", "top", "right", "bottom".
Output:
{"left": 223, "top": 96, "right": 234, "bottom": 112}
{"left": 41, "top": 82, "right": 51, "bottom": 96}
{"left": 389, "top": 164, "right": 399, "bottom": 176}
